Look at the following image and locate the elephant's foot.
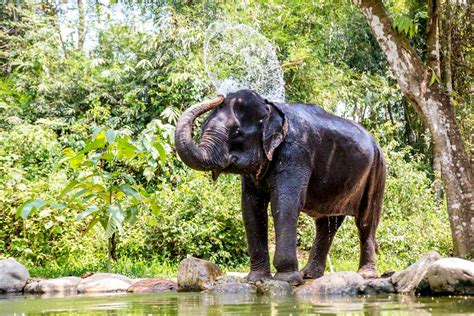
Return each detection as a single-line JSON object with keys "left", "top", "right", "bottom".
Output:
{"left": 273, "top": 271, "right": 303, "bottom": 286}
{"left": 245, "top": 270, "right": 272, "bottom": 283}
{"left": 357, "top": 265, "right": 378, "bottom": 279}
{"left": 300, "top": 264, "right": 324, "bottom": 279}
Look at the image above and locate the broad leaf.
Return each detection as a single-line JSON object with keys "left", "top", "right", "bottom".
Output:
{"left": 76, "top": 206, "right": 99, "bottom": 221}
{"left": 17, "top": 199, "right": 48, "bottom": 219}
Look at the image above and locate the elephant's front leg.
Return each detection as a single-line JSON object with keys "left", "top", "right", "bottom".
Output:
{"left": 241, "top": 176, "right": 271, "bottom": 283}
{"left": 271, "top": 170, "right": 310, "bottom": 286}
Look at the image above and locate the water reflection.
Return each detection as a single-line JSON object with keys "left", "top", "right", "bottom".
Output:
{"left": 0, "top": 292, "right": 472, "bottom": 315}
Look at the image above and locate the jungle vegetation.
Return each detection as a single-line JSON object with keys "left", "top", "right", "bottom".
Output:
{"left": 0, "top": 0, "right": 471, "bottom": 277}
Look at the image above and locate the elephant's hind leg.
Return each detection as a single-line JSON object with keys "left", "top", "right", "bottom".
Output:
{"left": 301, "top": 215, "right": 345, "bottom": 279}
{"left": 356, "top": 148, "right": 386, "bottom": 279}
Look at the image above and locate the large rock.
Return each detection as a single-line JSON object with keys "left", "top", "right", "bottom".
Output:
{"left": 25, "top": 277, "right": 81, "bottom": 294}
{"left": 256, "top": 279, "right": 293, "bottom": 297}
{"left": 0, "top": 259, "right": 29, "bottom": 293}
{"left": 294, "top": 272, "right": 364, "bottom": 296}
{"left": 208, "top": 282, "right": 257, "bottom": 294}
{"left": 77, "top": 273, "right": 133, "bottom": 293}
{"left": 358, "top": 278, "right": 396, "bottom": 295}
{"left": 424, "top": 258, "right": 474, "bottom": 295}
{"left": 177, "top": 257, "right": 222, "bottom": 291}
{"left": 127, "top": 278, "right": 177, "bottom": 293}
{"left": 391, "top": 251, "right": 441, "bottom": 294}
{"left": 216, "top": 275, "right": 245, "bottom": 284}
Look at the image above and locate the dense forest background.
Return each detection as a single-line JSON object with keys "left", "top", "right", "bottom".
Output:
{"left": 0, "top": 0, "right": 471, "bottom": 277}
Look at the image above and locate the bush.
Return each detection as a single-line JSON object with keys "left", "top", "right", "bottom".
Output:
{"left": 144, "top": 171, "right": 247, "bottom": 267}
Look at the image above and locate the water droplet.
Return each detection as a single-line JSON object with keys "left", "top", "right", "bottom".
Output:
{"left": 204, "top": 22, "right": 285, "bottom": 102}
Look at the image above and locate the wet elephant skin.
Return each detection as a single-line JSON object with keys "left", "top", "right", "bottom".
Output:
{"left": 175, "top": 90, "right": 386, "bottom": 285}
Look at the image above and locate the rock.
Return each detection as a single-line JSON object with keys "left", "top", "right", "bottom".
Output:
{"left": 358, "top": 278, "right": 396, "bottom": 295}
{"left": 256, "top": 279, "right": 293, "bottom": 297}
{"left": 127, "top": 278, "right": 177, "bottom": 293}
{"left": 208, "top": 282, "right": 257, "bottom": 294}
{"left": 294, "top": 272, "right": 364, "bottom": 296}
{"left": 177, "top": 257, "right": 222, "bottom": 292}
{"left": 391, "top": 251, "right": 441, "bottom": 294}
{"left": 380, "top": 270, "right": 396, "bottom": 278}
{"left": 80, "top": 272, "right": 95, "bottom": 279}
{"left": 24, "top": 279, "right": 42, "bottom": 293}
{"left": 216, "top": 275, "right": 245, "bottom": 284}
{"left": 77, "top": 273, "right": 133, "bottom": 293}
{"left": 424, "top": 258, "right": 474, "bottom": 295}
{"left": 28, "top": 277, "right": 81, "bottom": 294}
{"left": 0, "top": 258, "right": 30, "bottom": 293}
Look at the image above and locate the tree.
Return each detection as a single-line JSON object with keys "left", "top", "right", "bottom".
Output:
{"left": 351, "top": 0, "right": 473, "bottom": 257}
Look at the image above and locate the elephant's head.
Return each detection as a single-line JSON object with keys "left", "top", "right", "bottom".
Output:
{"left": 175, "top": 89, "right": 287, "bottom": 180}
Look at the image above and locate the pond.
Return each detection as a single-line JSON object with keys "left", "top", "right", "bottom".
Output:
{"left": 0, "top": 292, "right": 472, "bottom": 315}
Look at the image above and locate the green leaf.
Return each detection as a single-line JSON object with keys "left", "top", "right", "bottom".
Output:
{"left": 69, "top": 153, "right": 86, "bottom": 169}
{"left": 126, "top": 205, "right": 138, "bottom": 225}
{"left": 59, "top": 180, "right": 79, "bottom": 199}
{"left": 17, "top": 199, "right": 48, "bottom": 219}
{"left": 44, "top": 221, "right": 54, "bottom": 230}
{"left": 118, "top": 184, "right": 142, "bottom": 202}
{"left": 106, "top": 204, "right": 124, "bottom": 237}
{"left": 430, "top": 71, "right": 439, "bottom": 86}
{"left": 84, "top": 217, "right": 99, "bottom": 234}
{"left": 117, "top": 138, "right": 138, "bottom": 159}
{"left": 76, "top": 206, "right": 99, "bottom": 221}
{"left": 153, "top": 141, "right": 167, "bottom": 165}
{"left": 105, "top": 130, "right": 116, "bottom": 144}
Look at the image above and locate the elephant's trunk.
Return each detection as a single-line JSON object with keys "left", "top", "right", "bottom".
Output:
{"left": 175, "top": 96, "right": 226, "bottom": 171}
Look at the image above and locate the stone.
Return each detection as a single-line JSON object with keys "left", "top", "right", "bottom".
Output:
{"left": 77, "top": 273, "right": 133, "bottom": 293}
{"left": 127, "top": 278, "right": 177, "bottom": 293}
{"left": 177, "top": 257, "right": 223, "bottom": 291}
{"left": 294, "top": 272, "right": 364, "bottom": 296}
{"left": 256, "top": 279, "right": 293, "bottom": 297}
{"left": 24, "top": 279, "right": 42, "bottom": 293}
{"left": 39, "top": 277, "right": 81, "bottom": 294}
{"left": 0, "top": 258, "right": 30, "bottom": 293}
{"left": 216, "top": 275, "right": 245, "bottom": 284}
{"left": 358, "top": 278, "right": 396, "bottom": 295}
{"left": 424, "top": 258, "right": 474, "bottom": 295}
{"left": 28, "top": 277, "right": 81, "bottom": 294}
{"left": 208, "top": 282, "right": 257, "bottom": 294}
{"left": 380, "top": 270, "right": 396, "bottom": 278}
{"left": 391, "top": 251, "right": 441, "bottom": 294}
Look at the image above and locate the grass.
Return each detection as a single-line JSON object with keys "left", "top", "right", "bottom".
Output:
{"left": 29, "top": 258, "right": 178, "bottom": 279}
{"left": 27, "top": 250, "right": 404, "bottom": 280}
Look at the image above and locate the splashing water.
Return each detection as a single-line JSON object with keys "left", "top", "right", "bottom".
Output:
{"left": 204, "top": 22, "right": 285, "bottom": 102}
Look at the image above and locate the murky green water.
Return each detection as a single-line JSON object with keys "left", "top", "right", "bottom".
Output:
{"left": 0, "top": 292, "right": 472, "bottom": 315}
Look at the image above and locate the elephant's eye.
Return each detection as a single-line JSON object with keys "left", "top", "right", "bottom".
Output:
{"left": 234, "top": 128, "right": 242, "bottom": 136}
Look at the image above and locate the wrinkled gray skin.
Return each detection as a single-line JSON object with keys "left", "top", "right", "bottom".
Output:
{"left": 175, "top": 90, "right": 386, "bottom": 285}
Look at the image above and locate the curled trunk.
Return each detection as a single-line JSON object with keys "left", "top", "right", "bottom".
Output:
{"left": 175, "top": 96, "right": 225, "bottom": 171}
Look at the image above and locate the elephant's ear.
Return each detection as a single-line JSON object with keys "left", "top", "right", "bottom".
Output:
{"left": 262, "top": 100, "right": 288, "bottom": 161}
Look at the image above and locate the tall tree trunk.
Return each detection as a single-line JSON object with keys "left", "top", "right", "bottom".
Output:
{"left": 444, "top": 0, "right": 453, "bottom": 93}
{"left": 427, "top": 0, "right": 443, "bottom": 200}
{"left": 427, "top": 0, "right": 440, "bottom": 78}
{"left": 351, "top": 0, "right": 473, "bottom": 257}
{"left": 77, "top": 0, "right": 85, "bottom": 51}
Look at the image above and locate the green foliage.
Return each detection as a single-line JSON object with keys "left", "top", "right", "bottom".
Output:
{"left": 147, "top": 172, "right": 247, "bottom": 266}
{"left": 0, "top": 1, "right": 461, "bottom": 276}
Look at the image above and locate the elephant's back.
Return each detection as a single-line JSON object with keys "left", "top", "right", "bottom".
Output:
{"left": 274, "top": 102, "right": 380, "bottom": 218}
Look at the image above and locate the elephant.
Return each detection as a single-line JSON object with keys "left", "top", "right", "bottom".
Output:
{"left": 175, "top": 89, "right": 386, "bottom": 285}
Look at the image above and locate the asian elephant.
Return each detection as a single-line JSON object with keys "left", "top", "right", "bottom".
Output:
{"left": 175, "top": 90, "right": 386, "bottom": 285}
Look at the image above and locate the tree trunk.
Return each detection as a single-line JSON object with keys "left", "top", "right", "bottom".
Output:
{"left": 427, "top": 0, "right": 440, "bottom": 78}
{"left": 443, "top": 0, "right": 453, "bottom": 93}
{"left": 77, "top": 0, "right": 85, "bottom": 51}
{"left": 352, "top": 0, "right": 473, "bottom": 257}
